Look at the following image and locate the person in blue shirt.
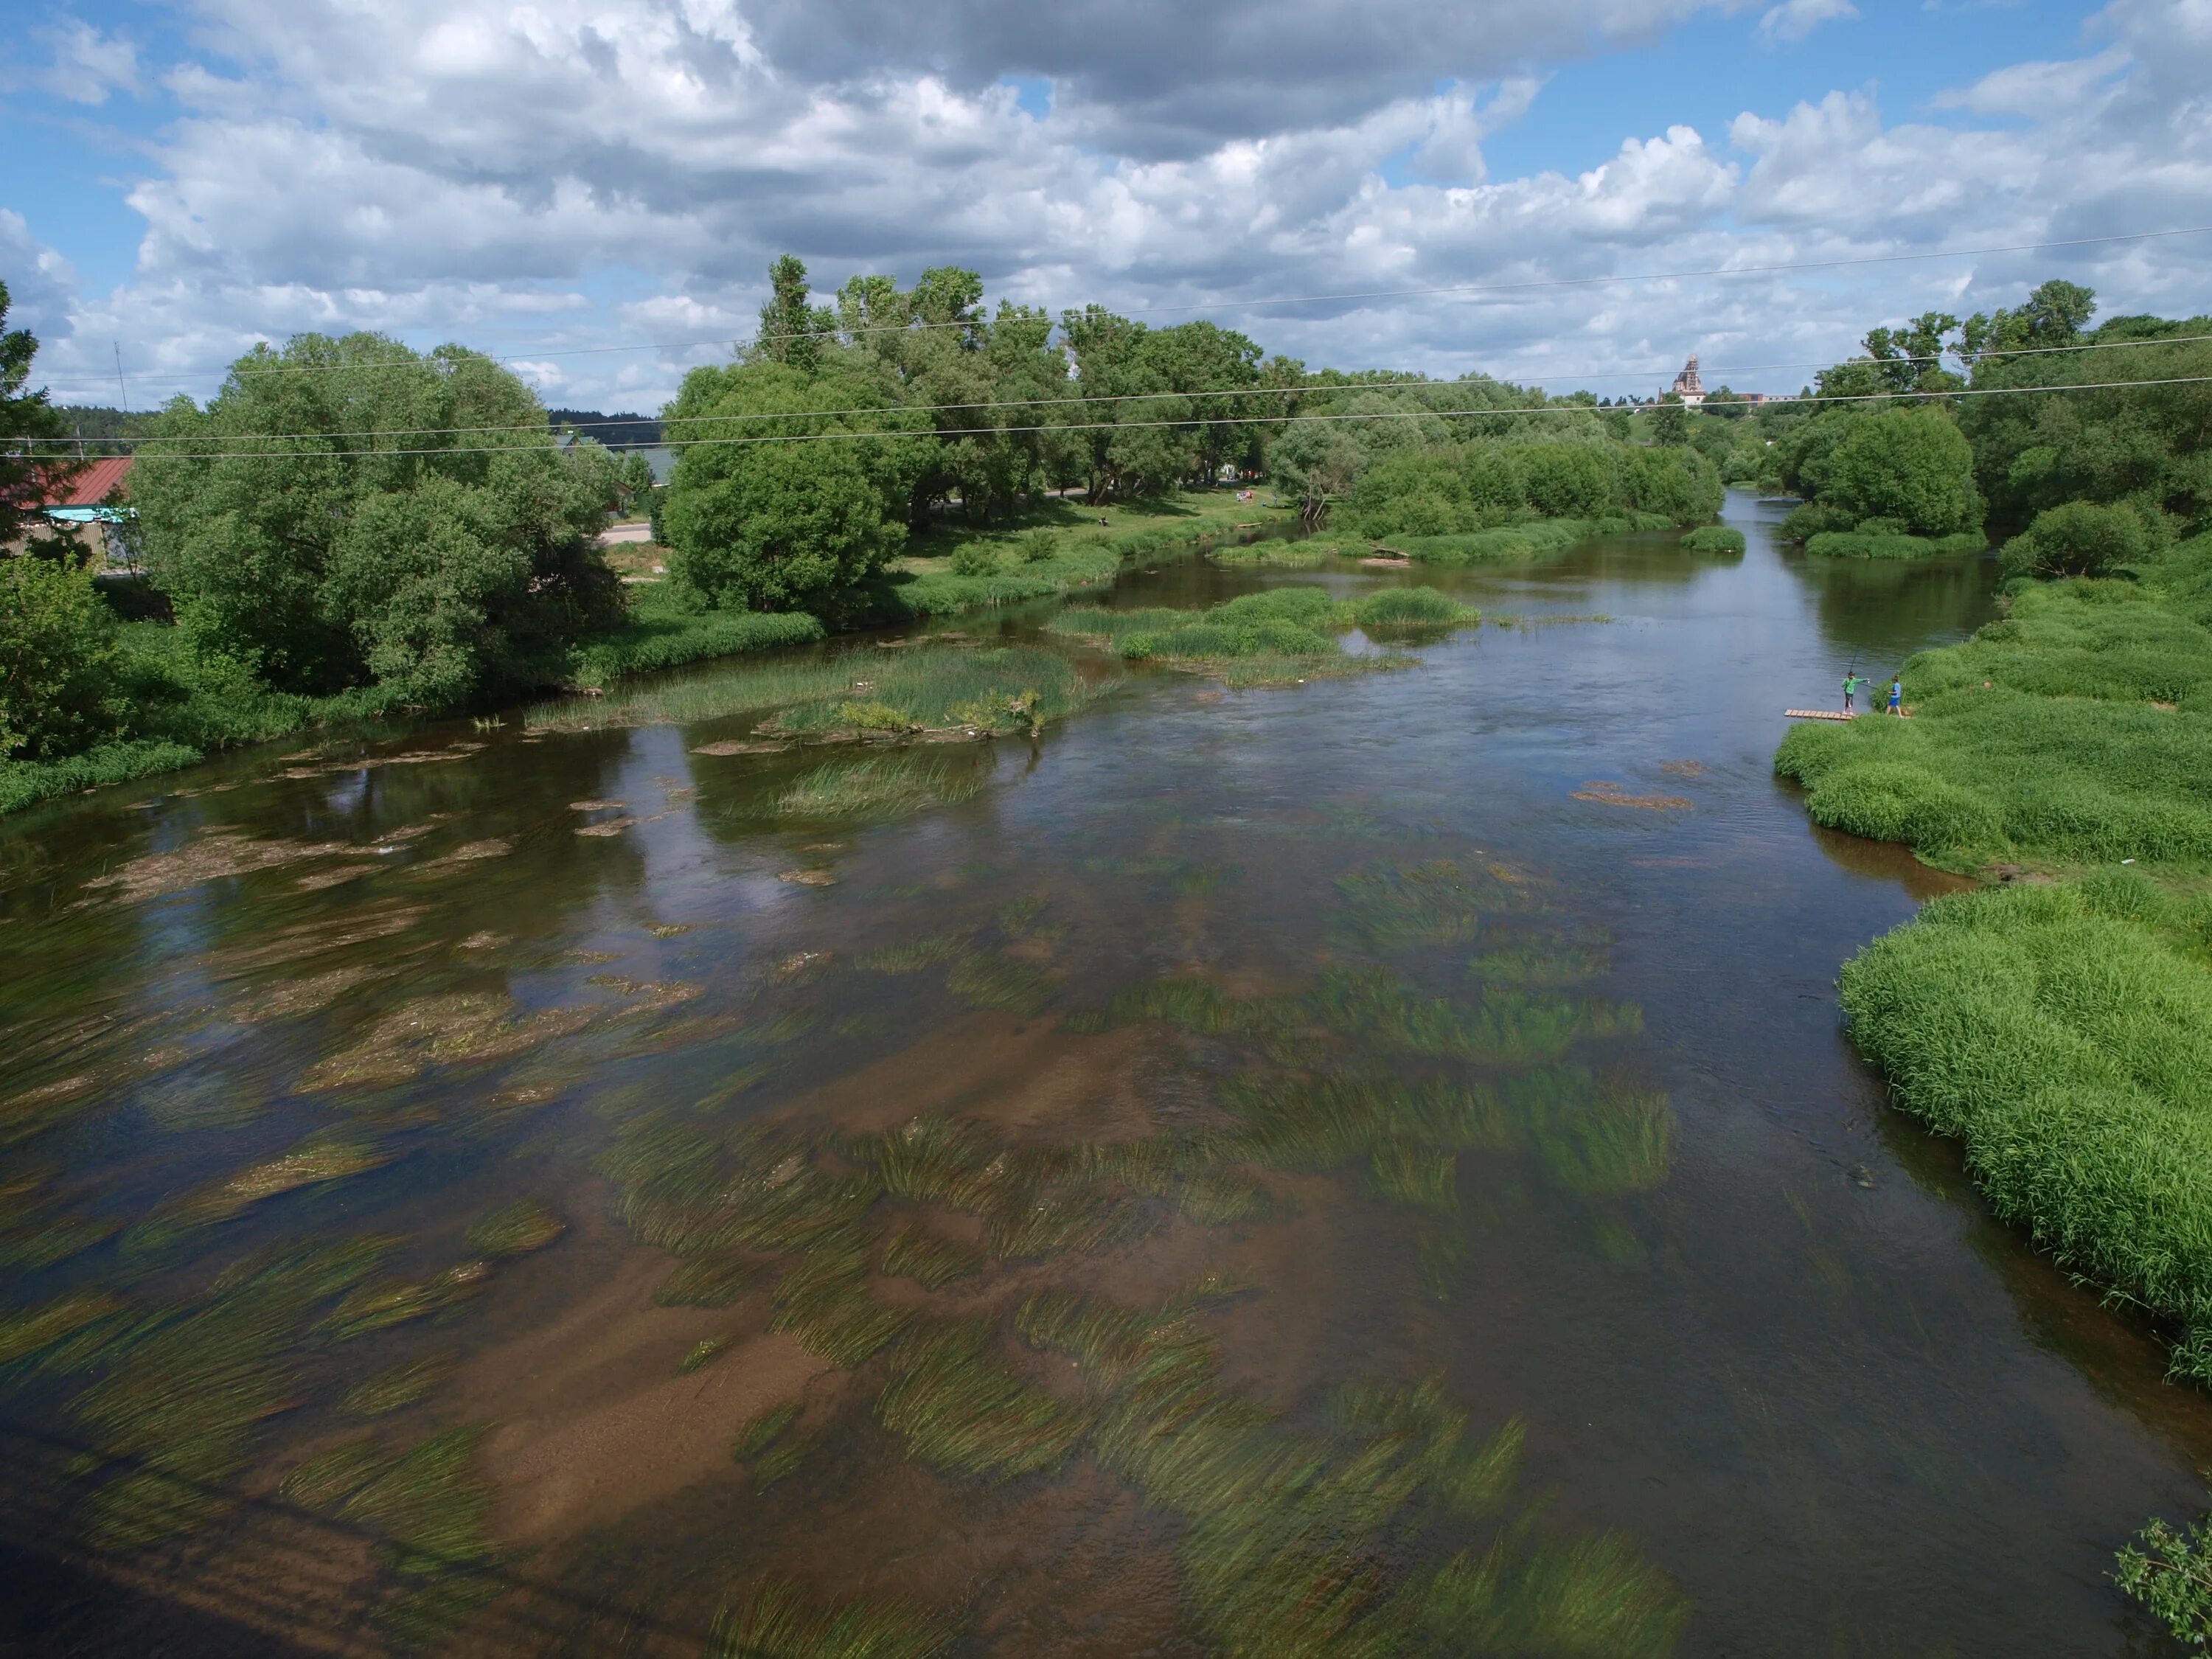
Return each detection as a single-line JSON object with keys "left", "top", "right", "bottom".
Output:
{"left": 1887, "top": 676, "right": 1903, "bottom": 716}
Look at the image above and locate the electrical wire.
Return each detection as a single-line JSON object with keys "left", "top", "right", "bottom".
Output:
{"left": 78, "top": 374, "right": 2212, "bottom": 462}
{"left": 30, "top": 222, "right": 2212, "bottom": 390}
{"left": 24, "top": 331, "right": 2212, "bottom": 450}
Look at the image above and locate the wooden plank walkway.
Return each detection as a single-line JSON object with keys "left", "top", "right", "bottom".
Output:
{"left": 1784, "top": 709, "right": 1857, "bottom": 722}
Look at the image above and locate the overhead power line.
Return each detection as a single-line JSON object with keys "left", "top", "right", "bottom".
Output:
{"left": 32, "top": 222, "right": 2212, "bottom": 392}
{"left": 94, "top": 374, "right": 2212, "bottom": 462}
{"left": 24, "top": 331, "right": 2212, "bottom": 451}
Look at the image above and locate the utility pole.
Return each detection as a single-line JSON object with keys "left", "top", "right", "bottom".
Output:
{"left": 114, "top": 343, "right": 129, "bottom": 415}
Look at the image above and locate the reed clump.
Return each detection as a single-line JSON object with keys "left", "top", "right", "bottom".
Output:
{"left": 771, "top": 756, "right": 986, "bottom": 820}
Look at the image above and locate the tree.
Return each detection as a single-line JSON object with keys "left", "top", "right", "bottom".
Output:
{"left": 0, "top": 281, "right": 82, "bottom": 551}
{"left": 1650, "top": 396, "right": 1688, "bottom": 446}
{"left": 0, "top": 554, "right": 125, "bottom": 758}
{"left": 754, "top": 256, "right": 838, "bottom": 372}
{"left": 133, "top": 334, "right": 622, "bottom": 701}
{"left": 1267, "top": 421, "right": 1363, "bottom": 527}
{"left": 1823, "top": 406, "right": 1981, "bottom": 535}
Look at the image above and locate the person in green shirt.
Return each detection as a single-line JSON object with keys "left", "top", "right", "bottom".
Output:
{"left": 1842, "top": 672, "right": 1860, "bottom": 714}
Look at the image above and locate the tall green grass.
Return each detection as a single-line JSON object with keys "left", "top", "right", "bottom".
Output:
{"left": 1839, "top": 875, "right": 2212, "bottom": 1380}
{"left": 1775, "top": 547, "right": 2212, "bottom": 869}
{"left": 529, "top": 644, "right": 1097, "bottom": 739}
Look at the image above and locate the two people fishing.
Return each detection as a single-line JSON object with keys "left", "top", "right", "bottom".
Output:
{"left": 1841, "top": 668, "right": 1905, "bottom": 717}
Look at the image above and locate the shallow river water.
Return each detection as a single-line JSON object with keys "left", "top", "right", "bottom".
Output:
{"left": 2, "top": 493, "right": 2208, "bottom": 1657}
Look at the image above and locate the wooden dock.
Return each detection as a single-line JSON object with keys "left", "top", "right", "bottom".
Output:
{"left": 1784, "top": 709, "right": 1857, "bottom": 722}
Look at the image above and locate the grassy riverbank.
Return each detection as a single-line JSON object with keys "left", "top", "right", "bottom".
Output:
{"left": 1777, "top": 532, "right": 2212, "bottom": 1382}
{"left": 0, "top": 495, "right": 1272, "bottom": 816}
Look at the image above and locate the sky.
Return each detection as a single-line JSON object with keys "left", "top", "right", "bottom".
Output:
{"left": 3, "top": 0, "right": 2209, "bottom": 414}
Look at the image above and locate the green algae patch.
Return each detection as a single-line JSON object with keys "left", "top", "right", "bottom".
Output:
{"left": 876, "top": 1318, "right": 1091, "bottom": 1482}
{"left": 465, "top": 1197, "right": 564, "bottom": 1258}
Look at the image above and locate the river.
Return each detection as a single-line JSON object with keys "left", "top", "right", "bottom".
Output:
{"left": 1, "top": 491, "right": 2204, "bottom": 1656}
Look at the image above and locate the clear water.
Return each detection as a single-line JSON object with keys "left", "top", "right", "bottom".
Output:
{"left": 1, "top": 493, "right": 2203, "bottom": 1656}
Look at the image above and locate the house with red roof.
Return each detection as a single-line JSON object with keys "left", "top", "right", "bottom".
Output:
{"left": 7, "top": 455, "right": 136, "bottom": 564}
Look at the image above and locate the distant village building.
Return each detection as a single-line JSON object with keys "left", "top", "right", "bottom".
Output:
{"left": 1668, "top": 355, "right": 1705, "bottom": 408}
{"left": 11, "top": 455, "right": 136, "bottom": 566}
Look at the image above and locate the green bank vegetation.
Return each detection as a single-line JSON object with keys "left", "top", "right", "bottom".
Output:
{"left": 1756, "top": 282, "right": 2212, "bottom": 1639}
{"left": 7, "top": 248, "right": 1732, "bottom": 813}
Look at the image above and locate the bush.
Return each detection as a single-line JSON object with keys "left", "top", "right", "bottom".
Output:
{"left": 950, "top": 544, "right": 1004, "bottom": 577}
{"left": 0, "top": 556, "right": 128, "bottom": 759}
{"left": 2000, "top": 501, "right": 2158, "bottom": 581}
{"left": 1778, "top": 501, "right": 1854, "bottom": 543}
{"left": 1677, "top": 526, "right": 1745, "bottom": 554}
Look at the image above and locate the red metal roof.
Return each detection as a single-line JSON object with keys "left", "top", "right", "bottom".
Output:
{"left": 46, "top": 456, "right": 134, "bottom": 507}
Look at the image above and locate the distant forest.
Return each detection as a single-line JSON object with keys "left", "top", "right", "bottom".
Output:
{"left": 50, "top": 403, "right": 663, "bottom": 453}
{"left": 546, "top": 408, "right": 662, "bottom": 447}
{"left": 52, "top": 406, "right": 156, "bottom": 455}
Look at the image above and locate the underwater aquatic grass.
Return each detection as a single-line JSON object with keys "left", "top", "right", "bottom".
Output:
{"left": 770, "top": 1234, "right": 911, "bottom": 1367}
{"left": 854, "top": 934, "right": 966, "bottom": 974}
{"left": 879, "top": 1222, "right": 981, "bottom": 1288}
{"left": 323, "top": 1264, "right": 490, "bottom": 1341}
{"left": 707, "top": 1579, "right": 956, "bottom": 1659}
{"left": 127, "top": 1130, "right": 393, "bottom": 1248}
{"left": 66, "top": 1239, "right": 389, "bottom": 1549}
{"left": 1333, "top": 860, "right": 1493, "bottom": 950}
{"left": 945, "top": 951, "right": 1057, "bottom": 1016}
{"left": 876, "top": 1318, "right": 1091, "bottom": 1482}
{"left": 283, "top": 1427, "right": 501, "bottom": 1647}
{"left": 464, "top": 1197, "right": 563, "bottom": 1258}
{"left": 1368, "top": 1141, "right": 1459, "bottom": 1212}
{"left": 340, "top": 1355, "right": 455, "bottom": 1419}
{"left": 983, "top": 1182, "right": 1150, "bottom": 1260}
{"left": 1413, "top": 1528, "right": 1689, "bottom": 1658}
{"left": 862, "top": 1115, "right": 1012, "bottom": 1213}
{"left": 656, "top": 1251, "right": 768, "bottom": 1307}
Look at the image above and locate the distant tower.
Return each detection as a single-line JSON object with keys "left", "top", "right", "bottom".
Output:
{"left": 1669, "top": 355, "right": 1705, "bottom": 408}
